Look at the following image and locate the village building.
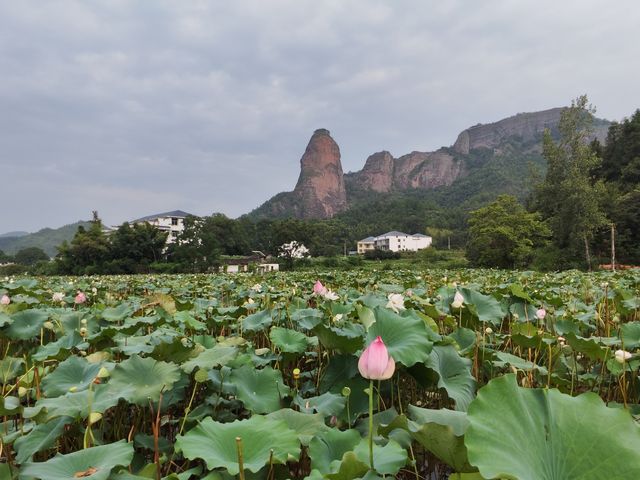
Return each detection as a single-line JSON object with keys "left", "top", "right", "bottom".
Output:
{"left": 357, "top": 231, "right": 432, "bottom": 253}
{"left": 128, "top": 210, "right": 193, "bottom": 244}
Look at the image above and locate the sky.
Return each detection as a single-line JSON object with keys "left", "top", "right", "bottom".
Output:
{"left": 2, "top": 0, "right": 640, "bottom": 233}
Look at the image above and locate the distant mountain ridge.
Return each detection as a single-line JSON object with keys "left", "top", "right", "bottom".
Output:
{"left": 0, "top": 221, "right": 90, "bottom": 257}
{"left": 0, "top": 231, "right": 29, "bottom": 238}
{"left": 251, "top": 108, "right": 610, "bottom": 219}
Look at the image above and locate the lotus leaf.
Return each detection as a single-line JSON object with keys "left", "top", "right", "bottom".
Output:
{"left": 175, "top": 415, "right": 300, "bottom": 475}
{"left": 466, "top": 374, "right": 640, "bottom": 480}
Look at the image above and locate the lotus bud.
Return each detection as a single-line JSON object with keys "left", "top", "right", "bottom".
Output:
{"left": 97, "top": 367, "right": 110, "bottom": 378}
{"left": 52, "top": 292, "right": 65, "bottom": 302}
{"left": 614, "top": 349, "right": 632, "bottom": 364}
{"left": 180, "top": 337, "right": 189, "bottom": 347}
{"left": 75, "top": 291, "right": 87, "bottom": 304}
{"left": 451, "top": 291, "right": 464, "bottom": 309}
{"left": 358, "top": 336, "right": 395, "bottom": 380}
{"left": 485, "top": 327, "right": 493, "bottom": 335}
{"left": 536, "top": 308, "right": 546, "bottom": 320}
{"left": 0, "top": 294, "right": 10, "bottom": 305}
{"left": 81, "top": 318, "right": 87, "bottom": 325}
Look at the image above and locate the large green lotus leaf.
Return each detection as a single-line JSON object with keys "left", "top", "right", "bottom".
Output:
{"left": 380, "top": 406, "right": 474, "bottom": 473}
{"left": 41, "top": 356, "right": 102, "bottom": 397}
{"left": 292, "top": 392, "right": 346, "bottom": 416}
{"left": 269, "top": 326, "right": 309, "bottom": 353}
{"left": 181, "top": 345, "right": 238, "bottom": 373}
{"left": 620, "top": 322, "right": 640, "bottom": 349}
{"left": 14, "top": 416, "right": 72, "bottom": 464}
{"left": 0, "top": 395, "right": 21, "bottom": 415}
{"left": 492, "top": 350, "right": 548, "bottom": 375}
{"left": 242, "top": 309, "right": 273, "bottom": 332}
{"left": 229, "top": 365, "right": 290, "bottom": 414}
{"left": 5, "top": 309, "right": 49, "bottom": 340}
{"left": 308, "top": 428, "right": 361, "bottom": 474}
{"left": 448, "top": 327, "right": 477, "bottom": 355}
{"left": 290, "top": 308, "right": 324, "bottom": 330}
{"left": 0, "top": 356, "right": 25, "bottom": 383}
{"left": 0, "top": 311, "right": 12, "bottom": 327}
{"left": 174, "top": 311, "right": 206, "bottom": 331}
{"left": 314, "top": 323, "right": 364, "bottom": 354}
{"left": 32, "top": 331, "right": 86, "bottom": 361}
{"left": 19, "top": 439, "right": 133, "bottom": 480}
{"left": 266, "top": 408, "right": 328, "bottom": 446}
{"left": 460, "top": 288, "right": 505, "bottom": 326}
{"left": 23, "top": 384, "right": 122, "bottom": 420}
{"left": 109, "top": 355, "right": 181, "bottom": 405}
{"left": 565, "top": 333, "right": 607, "bottom": 361}
{"left": 509, "top": 301, "right": 539, "bottom": 323}
{"left": 415, "top": 345, "right": 476, "bottom": 411}
{"left": 466, "top": 374, "right": 640, "bottom": 480}
{"left": 101, "top": 303, "right": 135, "bottom": 322}
{"left": 353, "top": 438, "right": 408, "bottom": 476}
{"left": 319, "top": 354, "right": 359, "bottom": 393}
{"left": 176, "top": 415, "right": 300, "bottom": 475}
{"left": 366, "top": 307, "right": 432, "bottom": 368}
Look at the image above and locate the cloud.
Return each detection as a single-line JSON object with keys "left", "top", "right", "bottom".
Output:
{"left": 1, "top": 0, "right": 639, "bottom": 231}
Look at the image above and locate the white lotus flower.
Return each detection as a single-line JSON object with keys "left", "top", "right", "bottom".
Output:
{"left": 251, "top": 284, "right": 262, "bottom": 292}
{"left": 52, "top": 292, "right": 65, "bottom": 302}
{"left": 323, "top": 290, "right": 339, "bottom": 301}
{"left": 451, "top": 291, "right": 464, "bottom": 309}
{"left": 615, "top": 349, "right": 632, "bottom": 364}
{"left": 386, "top": 293, "right": 405, "bottom": 313}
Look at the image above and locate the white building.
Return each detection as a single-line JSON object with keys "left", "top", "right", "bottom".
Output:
{"left": 358, "top": 231, "right": 432, "bottom": 253}
{"left": 356, "top": 236, "right": 376, "bottom": 254}
{"left": 130, "top": 210, "right": 193, "bottom": 244}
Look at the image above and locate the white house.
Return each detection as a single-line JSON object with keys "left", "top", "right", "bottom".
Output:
{"left": 356, "top": 236, "right": 376, "bottom": 254}
{"left": 130, "top": 210, "right": 193, "bottom": 244}
{"left": 358, "top": 231, "right": 432, "bottom": 253}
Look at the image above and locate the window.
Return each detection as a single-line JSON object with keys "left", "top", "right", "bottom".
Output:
{"left": 171, "top": 217, "right": 178, "bottom": 226}
{"left": 171, "top": 231, "right": 178, "bottom": 238}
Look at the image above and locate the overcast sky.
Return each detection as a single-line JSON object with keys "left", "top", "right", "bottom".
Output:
{"left": 2, "top": 1, "right": 639, "bottom": 233}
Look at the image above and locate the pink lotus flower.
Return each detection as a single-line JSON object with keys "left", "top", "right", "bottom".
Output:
{"left": 75, "top": 291, "right": 87, "bottom": 304}
{"left": 0, "top": 294, "right": 10, "bottom": 305}
{"left": 536, "top": 308, "right": 546, "bottom": 320}
{"left": 358, "top": 336, "right": 395, "bottom": 380}
{"left": 313, "top": 280, "right": 327, "bottom": 296}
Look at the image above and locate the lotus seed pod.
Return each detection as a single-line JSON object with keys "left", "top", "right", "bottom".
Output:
{"left": 18, "top": 386, "right": 28, "bottom": 397}
{"left": 194, "top": 369, "right": 209, "bottom": 383}
{"left": 97, "top": 367, "right": 110, "bottom": 378}
{"left": 485, "top": 327, "right": 493, "bottom": 335}
{"left": 293, "top": 368, "right": 301, "bottom": 380}
{"left": 341, "top": 386, "right": 351, "bottom": 396}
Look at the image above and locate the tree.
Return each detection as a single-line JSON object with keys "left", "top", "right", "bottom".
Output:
{"left": 56, "top": 213, "right": 110, "bottom": 274}
{"left": 466, "top": 195, "right": 549, "bottom": 268}
{"left": 532, "top": 95, "right": 607, "bottom": 269}
{"left": 107, "top": 222, "right": 168, "bottom": 273}
{"left": 0, "top": 250, "right": 12, "bottom": 263}
{"left": 14, "top": 247, "right": 49, "bottom": 266}
{"left": 278, "top": 241, "right": 309, "bottom": 270}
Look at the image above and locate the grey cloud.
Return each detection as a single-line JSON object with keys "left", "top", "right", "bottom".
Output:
{"left": 1, "top": 0, "right": 640, "bottom": 231}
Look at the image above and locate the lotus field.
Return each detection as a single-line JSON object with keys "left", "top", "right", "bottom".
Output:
{"left": 1, "top": 269, "right": 640, "bottom": 479}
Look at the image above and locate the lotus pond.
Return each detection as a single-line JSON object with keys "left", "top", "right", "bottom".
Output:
{"left": 1, "top": 268, "right": 639, "bottom": 480}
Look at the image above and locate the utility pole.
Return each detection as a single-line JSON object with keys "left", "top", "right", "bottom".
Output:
{"left": 611, "top": 223, "right": 616, "bottom": 271}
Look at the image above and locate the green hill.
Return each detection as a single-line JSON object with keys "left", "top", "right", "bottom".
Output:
{"left": 0, "top": 221, "right": 90, "bottom": 258}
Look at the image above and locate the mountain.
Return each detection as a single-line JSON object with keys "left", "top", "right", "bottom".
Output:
{"left": 252, "top": 128, "right": 347, "bottom": 218}
{"left": 0, "top": 221, "right": 90, "bottom": 257}
{"left": 251, "top": 108, "right": 610, "bottom": 219}
{"left": 0, "top": 231, "right": 29, "bottom": 238}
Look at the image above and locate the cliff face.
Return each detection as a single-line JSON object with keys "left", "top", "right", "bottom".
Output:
{"left": 452, "top": 108, "right": 564, "bottom": 154}
{"left": 293, "top": 129, "right": 347, "bottom": 218}
{"left": 252, "top": 129, "right": 347, "bottom": 219}
{"left": 251, "top": 108, "right": 610, "bottom": 219}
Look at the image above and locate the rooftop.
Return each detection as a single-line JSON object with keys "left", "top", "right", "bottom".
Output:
{"left": 132, "top": 210, "right": 194, "bottom": 223}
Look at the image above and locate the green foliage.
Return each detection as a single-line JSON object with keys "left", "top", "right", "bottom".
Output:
{"left": 14, "top": 246, "right": 49, "bottom": 265}
{"left": 466, "top": 195, "right": 549, "bottom": 268}
{"left": 532, "top": 95, "right": 608, "bottom": 268}
{"left": 466, "top": 375, "right": 640, "bottom": 480}
{"left": 0, "top": 221, "right": 90, "bottom": 257}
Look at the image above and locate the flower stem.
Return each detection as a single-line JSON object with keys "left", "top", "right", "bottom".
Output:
{"left": 368, "top": 379, "right": 374, "bottom": 470}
